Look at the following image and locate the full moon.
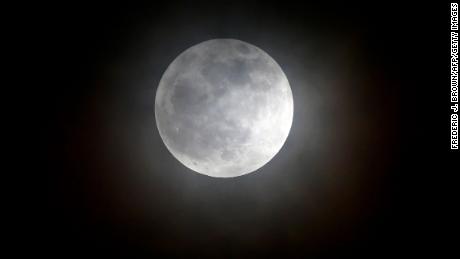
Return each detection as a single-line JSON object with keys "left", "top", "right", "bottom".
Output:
{"left": 155, "top": 39, "right": 293, "bottom": 178}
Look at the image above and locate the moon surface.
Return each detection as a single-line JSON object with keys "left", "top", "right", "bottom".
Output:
{"left": 155, "top": 39, "right": 293, "bottom": 178}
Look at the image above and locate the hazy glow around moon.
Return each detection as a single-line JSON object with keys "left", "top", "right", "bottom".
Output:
{"left": 155, "top": 39, "right": 293, "bottom": 178}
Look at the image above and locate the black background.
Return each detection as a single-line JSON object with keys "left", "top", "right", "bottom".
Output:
{"left": 38, "top": 1, "right": 454, "bottom": 257}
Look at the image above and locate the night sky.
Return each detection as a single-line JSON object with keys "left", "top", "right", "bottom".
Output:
{"left": 40, "top": 2, "right": 453, "bottom": 257}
